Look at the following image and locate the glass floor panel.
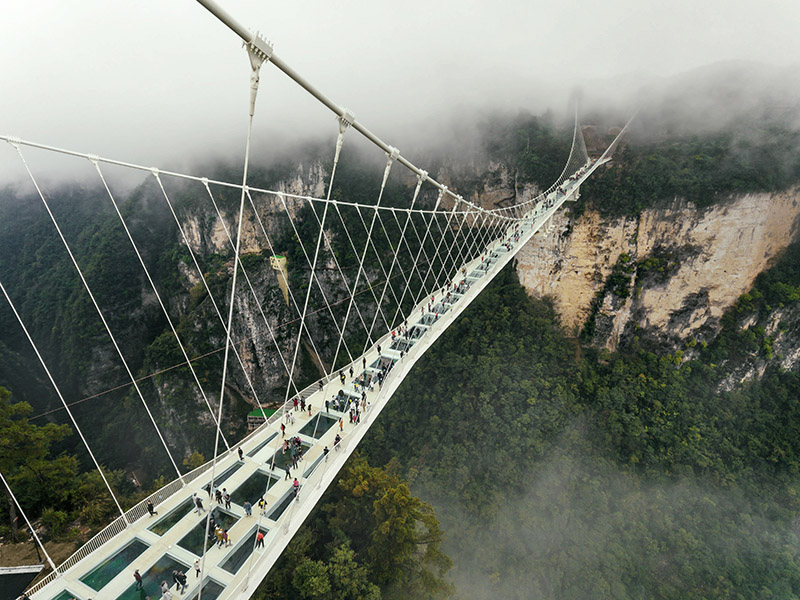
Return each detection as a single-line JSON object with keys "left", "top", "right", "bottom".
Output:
{"left": 115, "top": 554, "right": 190, "bottom": 600}
{"left": 203, "top": 461, "right": 244, "bottom": 493}
{"left": 232, "top": 470, "right": 278, "bottom": 506}
{"left": 303, "top": 453, "right": 325, "bottom": 478}
{"left": 177, "top": 508, "right": 239, "bottom": 556}
{"left": 247, "top": 432, "right": 277, "bottom": 457}
{"left": 187, "top": 578, "right": 225, "bottom": 600}
{"left": 267, "top": 490, "right": 297, "bottom": 521}
{"left": 148, "top": 498, "right": 194, "bottom": 536}
{"left": 221, "top": 526, "right": 269, "bottom": 574}
{"left": 79, "top": 538, "right": 149, "bottom": 591}
{"left": 266, "top": 442, "right": 312, "bottom": 471}
{"left": 51, "top": 591, "right": 84, "bottom": 600}
{"left": 298, "top": 414, "right": 337, "bottom": 439}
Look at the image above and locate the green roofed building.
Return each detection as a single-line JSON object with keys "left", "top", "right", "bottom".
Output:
{"left": 247, "top": 407, "right": 277, "bottom": 431}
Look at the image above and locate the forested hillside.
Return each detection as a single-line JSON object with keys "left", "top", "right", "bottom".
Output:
{"left": 357, "top": 258, "right": 800, "bottom": 598}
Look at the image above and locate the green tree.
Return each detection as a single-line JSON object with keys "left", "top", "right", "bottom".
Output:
{"left": 0, "top": 387, "right": 72, "bottom": 540}
{"left": 328, "top": 543, "right": 381, "bottom": 600}
{"left": 292, "top": 559, "right": 331, "bottom": 598}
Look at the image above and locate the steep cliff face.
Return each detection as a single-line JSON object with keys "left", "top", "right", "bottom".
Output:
{"left": 180, "top": 161, "right": 327, "bottom": 257}
{"left": 515, "top": 189, "right": 800, "bottom": 351}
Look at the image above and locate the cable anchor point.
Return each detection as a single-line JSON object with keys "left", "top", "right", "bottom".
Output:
{"left": 338, "top": 109, "right": 355, "bottom": 134}
{"left": 245, "top": 32, "right": 273, "bottom": 117}
{"left": 434, "top": 186, "right": 447, "bottom": 210}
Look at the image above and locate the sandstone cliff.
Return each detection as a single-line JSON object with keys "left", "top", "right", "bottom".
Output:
{"left": 515, "top": 189, "right": 800, "bottom": 351}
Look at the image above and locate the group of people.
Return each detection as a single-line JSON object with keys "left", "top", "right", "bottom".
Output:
{"left": 214, "top": 486, "right": 231, "bottom": 509}
{"left": 279, "top": 435, "right": 305, "bottom": 471}
{"left": 292, "top": 396, "right": 312, "bottom": 415}
{"left": 132, "top": 567, "right": 187, "bottom": 599}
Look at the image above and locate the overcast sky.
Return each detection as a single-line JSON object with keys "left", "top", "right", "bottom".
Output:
{"left": 1, "top": 0, "right": 799, "bottom": 183}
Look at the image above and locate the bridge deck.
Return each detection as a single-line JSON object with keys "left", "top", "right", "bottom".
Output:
{"left": 29, "top": 162, "right": 601, "bottom": 600}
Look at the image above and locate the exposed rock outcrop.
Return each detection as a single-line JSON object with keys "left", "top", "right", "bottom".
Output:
{"left": 515, "top": 189, "right": 800, "bottom": 351}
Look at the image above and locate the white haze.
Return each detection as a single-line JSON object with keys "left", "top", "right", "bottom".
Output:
{"left": 1, "top": 0, "right": 799, "bottom": 185}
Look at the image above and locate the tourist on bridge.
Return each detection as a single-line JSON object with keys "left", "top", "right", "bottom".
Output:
{"left": 160, "top": 580, "right": 171, "bottom": 599}
{"left": 323, "top": 445, "right": 329, "bottom": 461}
{"left": 237, "top": 446, "right": 243, "bottom": 461}
{"left": 284, "top": 464, "right": 292, "bottom": 480}
{"left": 300, "top": 398, "right": 305, "bottom": 412}
{"left": 292, "top": 478, "right": 300, "bottom": 499}
{"left": 223, "top": 529, "right": 231, "bottom": 547}
{"left": 256, "top": 530, "right": 265, "bottom": 549}
{"left": 349, "top": 366, "right": 354, "bottom": 378}
{"left": 339, "top": 370, "right": 345, "bottom": 384}
{"left": 280, "top": 423, "right": 285, "bottom": 437}
{"left": 134, "top": 569, "right": 143, "bottom": 590}
{"left": 171, "top": 570, "right": 181, "bottom": 591}
{"left": 258, "top": 496, "right": 267, "bottom": 515}
{"left": 293, "top": 397, "right": 298, "bottom": 411}
{"left": 223, "top": 489, "right": 231, "bottom": 509}
{"left": 243, "top": 500, "right": 252, "bottom": 516}
{"left": 325, "top": 398, "right": 330, "bottom": 412}
{"left": 176, "top": 571, "right": 187, "bottom": 594}
{"left": 147, "top": 500, "right": 157, "bottom": 517}
{"left": 194, "top": 559, "right": 200, "bottom": 578}
{"left": 362, "top": 357, "right": 366, "bottom": 369}
{"left": 193, "top": 493, "right": 205, "bottom": 514}
{"left": 215, "top": 488, "right": 223, "bottom": 504}
{"left": 334, "top": 433, "right": 341, "bottom": 450}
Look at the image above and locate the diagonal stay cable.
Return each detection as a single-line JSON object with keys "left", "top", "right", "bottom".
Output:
{"left": 362, "top": 173, "right": 426, "bottom": 346}
{"left": 0, "top": 280, "right": 129, "bottom": 523}
{"left": 197, "top": 179, "right": 304, "bottom": 402}
{"left": 329, "top": 148, "right": 398, "bottom": 372}
{"left": 9, "top": 142, "right": 185, "bottom": 482}
{"left": 283, "top": 116, "right": 351, "bottom": 404}
{"left": 93, "top": 162, "right": 231, "bottom": 451}
{"left": 154, "top": 173, "right": 280, "bottom": 420}
{"left": 247, "top": 189, "right": 338, "bottom": 376}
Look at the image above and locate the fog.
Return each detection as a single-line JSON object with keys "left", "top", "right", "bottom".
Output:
{"left": 1, "top": 0, "right": 799, "bottom": 185}
{"left": 424, "top": 424, "right": 798, "bottom": 599}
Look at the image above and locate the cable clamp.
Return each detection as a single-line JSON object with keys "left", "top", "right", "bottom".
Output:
{"left": 87, "top": 154, "right": 99, "bottom": 165}
{"left": 417, "top": 170, "right": 428, "bottom": 184}
{"left": 339, "top": 109, "right": 356, "bottom": 132}
{"left": 388, "top": 146, "right": 400, "bottom": 161}
{"left": 434, "top": 186, "right": 447, "bottom": 210}
{"left": 247, "top": 32, "right": 274, "bottom": 66}
{"left": 150, "top": 168, "right": 160, "bottom": 178}
{"left": 6, "top": 136, "right": 21, "bottom": 148}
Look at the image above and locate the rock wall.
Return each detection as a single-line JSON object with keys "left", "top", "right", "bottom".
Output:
{"left": 515, "top": 189, "right": 800, "bottom": 350}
